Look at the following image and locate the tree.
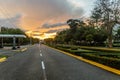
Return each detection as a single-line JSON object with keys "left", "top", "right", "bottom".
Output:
{"left": 93, "top": 28, "right": 107, "bottom": 45}
{"left": 0, "top": 27, "right": 29, "bottom": 45}
{"left": 91, "top": 7, "right": 102, "bottom": 27}
{"left": 54, "top": 30, "right": 69, "bottom": 44}
{"left": 91, "top": 0, "right": 120, "bottom": 48}
{"left": 86, "top": 34, "right": 93, "bottom": 44}
{"left": 67, "top": 19, "right": 84, "bottom": 32}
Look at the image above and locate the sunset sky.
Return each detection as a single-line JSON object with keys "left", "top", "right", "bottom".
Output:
{"left": 0, "top": 0, "right": 96, "bottom": 39}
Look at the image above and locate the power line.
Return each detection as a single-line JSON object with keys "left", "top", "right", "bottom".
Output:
{"left": 0, "top": 2, "right": 20, "bottom": 29}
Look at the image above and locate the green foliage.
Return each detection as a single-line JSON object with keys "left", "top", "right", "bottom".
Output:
{"left": 93, "top": 29, "right": 107, "bottom": 43}
{"left": 117, "top": 28, "right": 120, "bottom": 35}
{"left": 80, "top": 46, "right": 120, "bottom": 53}
{"left": 70, "top": 47, "right": 78, "bottom": 50}
{"left": 91, "top": 0, "right": 120, "bottom": 48}
{"left": 54, "top": 30, "right": 69, "bottom": 44}
{"left": 0, "top": 27, "right": 24, "bottom": 34}
{"left": 0, "top": 55, "right": 9, "bottom": 58}
{"left": 67, "top": 19, "right": 82, "bottom": 33}
{"left": 49, "top": 44, "right": 120, "bottom": 70}
{"left": 0, "top": 27, "right": 31, "bottom": 45}
{"left": 54, "top": 25, "right": 107, "bottom": 46}
{"left": 81, "top": 53, "right": 120, "bottom": 70}
{"left": 86, "top": 34, "right": 93, "bottom": 42}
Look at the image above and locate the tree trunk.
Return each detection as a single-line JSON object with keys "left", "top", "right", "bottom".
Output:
{"left": 107, "top": 25, "right": 113, "bottom": 48}
{"left": 108, "top": 35, "right": 113, "bottom": 48}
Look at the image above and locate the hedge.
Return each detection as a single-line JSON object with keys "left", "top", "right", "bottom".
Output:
{"left": 80, "top": 46, "right": 120, "bottom": 53}
{"left": 48, "top": 45, "right": 120, "bottom": 70}
{"left": 56, "top": 47, "right": 95, "bottom": 56}
{"left": 56, "top": 44, "right": 71, "bottom": 49}
{"left": 81, "top": 53, "right": 120, "bottom": 70}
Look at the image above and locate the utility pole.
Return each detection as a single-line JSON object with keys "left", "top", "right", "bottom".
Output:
{"left": 0, "top": 26, "right": 4, "bottom": 48}
{"left": 30, "top": 32, "right": 32, "bottom": 45}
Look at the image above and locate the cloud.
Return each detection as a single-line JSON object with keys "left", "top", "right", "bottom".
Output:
{"left": 46, "top": 28, "right": 66, "bottom": 33}
{"left": 0, "top": 0, "right": 84, "bottom": 31}
{"left": 0, "top": 14, "right": 23, "bottom": 28}
{"left": 41, "top": 22, "right": 67, "bottom": 29}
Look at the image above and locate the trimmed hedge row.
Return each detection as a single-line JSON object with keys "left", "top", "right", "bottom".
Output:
{"left": 80, "top": 46, "right": 120, "bottom": 53}
{"left": 48, "top": 44, "right": 120, "bottom": 70}
{"left": 81, "top": 53, "right": 120, "bottom": 70}
{"left": 56, "top": 44, "right": 120, "bottom": 53}
{"left": 56, "top": 47, "right": 95, "bottom": 56}
{"left": 113, "top": 43, "right": 120, "bottom": 47}
{"left": 56, "top": 44, "right": 71, "bottom": 49}
{"left": 98, "top": 55, "right": 120, "bottom": 59}
{"left": 57, "top": 46, "right": 120, "bottom": 70}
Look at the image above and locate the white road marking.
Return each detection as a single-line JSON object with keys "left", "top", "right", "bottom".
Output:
{"left": 40, "top": 50, "right": 41, "bottom": 52}
{"left": 40, "top": 53, "right": 43, "bottom": 57}
{"left": 41, "top": 61, "right": 45, "bottom": 70}
{"left": 41, "top": 61, "right": 47, "bottom": 80}
{"left": 39, "top": 44, "right": 47, "bottom": 80}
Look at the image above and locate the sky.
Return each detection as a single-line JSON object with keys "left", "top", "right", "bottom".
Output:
{"left": 0, "top": 0, "right": 96, "bottom": 39}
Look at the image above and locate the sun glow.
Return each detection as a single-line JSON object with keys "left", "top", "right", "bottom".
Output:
{"left": 25, "top": 31, "right": 56, "bottom": 40}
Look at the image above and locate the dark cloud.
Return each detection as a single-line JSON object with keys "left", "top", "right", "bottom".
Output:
{"left": 46, "top": 28, "right": 66, "bottom": 33}
{"left": 0, "top": 14, "right": 22, "bottom": 28}
{"left": 0, "top": 0, "right": 84, "bottom": 31}
{"left": 41, "top": 22, "right": 67, "bottom": 28}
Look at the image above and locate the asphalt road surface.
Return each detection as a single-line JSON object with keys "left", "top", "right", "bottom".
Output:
{"left": 0, "top": 44, "right": 120, "bottom": 80}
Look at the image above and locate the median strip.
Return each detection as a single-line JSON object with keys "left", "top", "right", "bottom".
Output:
{"left": 48, "top": 46, "right": 120, "bottom": 76}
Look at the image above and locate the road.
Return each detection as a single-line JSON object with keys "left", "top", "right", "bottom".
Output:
{"left": 0, "top": 44, "right": 120, "bottom": 80}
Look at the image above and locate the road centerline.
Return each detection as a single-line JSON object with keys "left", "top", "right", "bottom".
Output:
{"left": 41, "top": 61, "right": 47, "bottom": 80}
{"left": 40, "top": 53, "right": 43, "bottom": 57}
{"left": 40, "top": 50, "right": 41, "bottom": 52}
{"left": 41, "top": 61, "right": 45, "bottom": 70}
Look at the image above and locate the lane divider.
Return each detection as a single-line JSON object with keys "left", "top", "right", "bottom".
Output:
{"left": 48, "top": 46, "right": 120, "bottom": 76}
{"left": 40, "top": 53, "right": 43, "bottom": 57}
{"left": 39, "top": 46, "right": 47, "bottom": 80}
{"left": 0, "top": 57, "right": 7, "bottom": 63}
{"left": 41, "top": 61, "right": 45, "bottom": 70}
{"left": 41, "top": 61, "right": 47, "bottom": 80}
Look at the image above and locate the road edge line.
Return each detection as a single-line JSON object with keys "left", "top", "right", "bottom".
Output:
{"left": 47, "top": 45, "right": 120, "bottom": 76}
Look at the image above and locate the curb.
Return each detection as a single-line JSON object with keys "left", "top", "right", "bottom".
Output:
{"left": 0, "top": 57, "right": 7, "bottom": 63}
{"left": 20, "top": 48, "right": 27, "bottom": 52}
{"left": 47, "top": 46, "right": 120, "bottom": 76}
{"left": 13, "top": 48, "right": 27, "bottom": 52}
